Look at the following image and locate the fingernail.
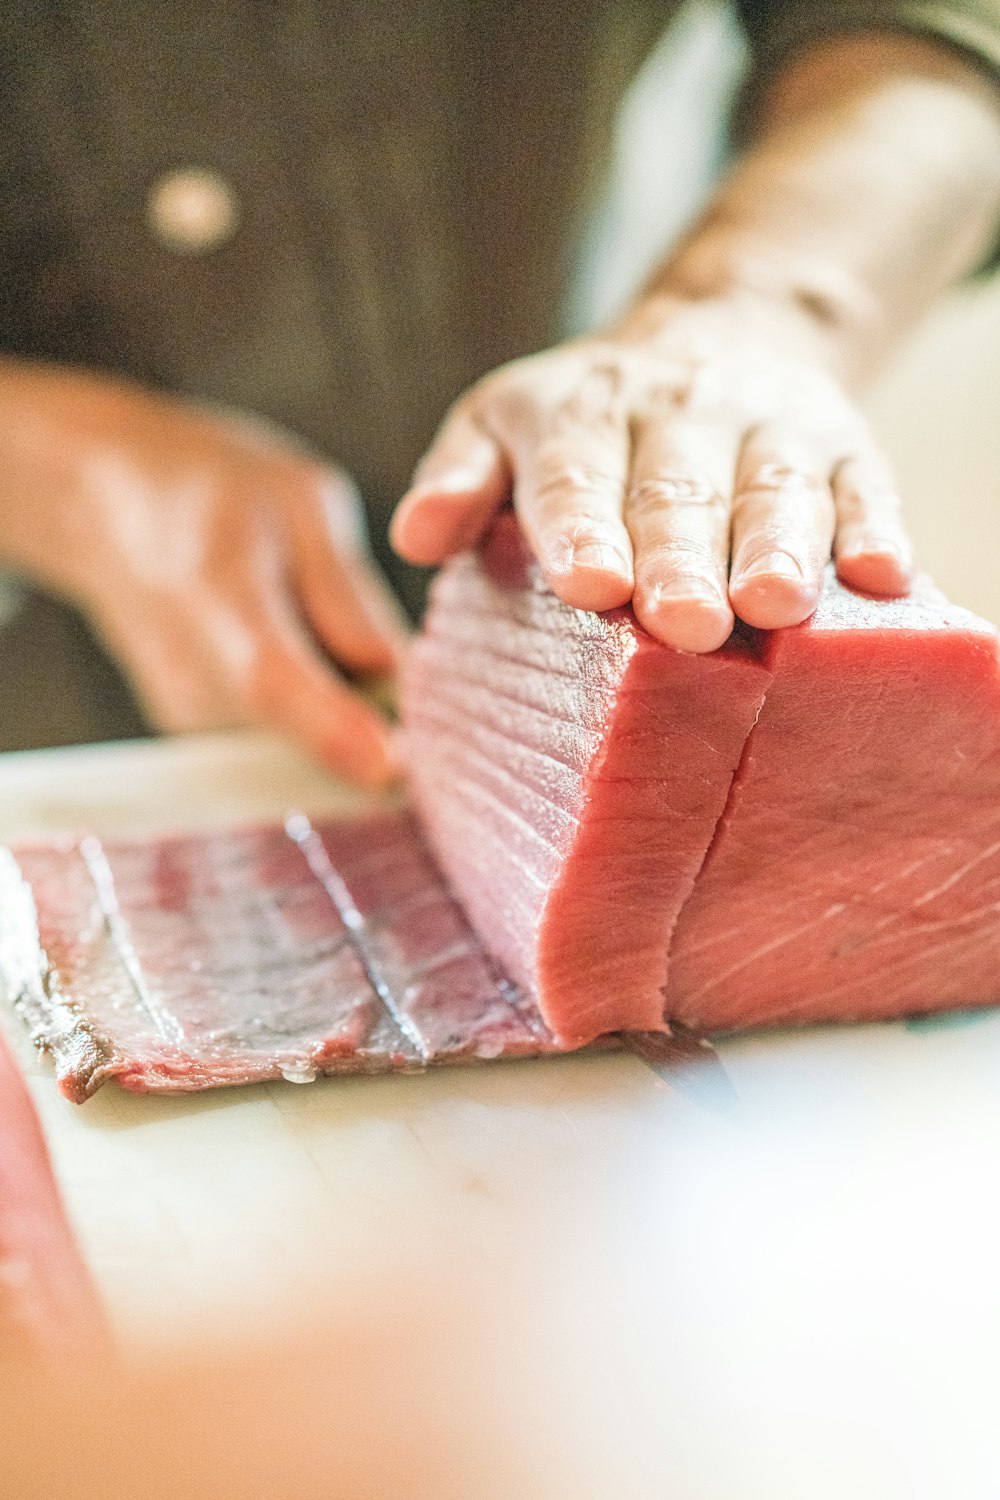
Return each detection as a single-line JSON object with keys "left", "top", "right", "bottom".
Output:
{"left": 837, "top": 539, "right": 913, "bottom": 596}
{"left": 639, "top": 579, "right": 733, "bottom": 654}
{"left": 648, "top": 574, "right": 727, "bottom": 607}
{"left": 568, "top": 538, "right": 631, "bottom": 576}
{"left": 734, "top": 550, "right": 805, "bottom": 585}
{"left": 843, "top": 537, "right": 909, "bottom": 567}
{"left": 407, "top": 468, "right": 487, "bottom": 499}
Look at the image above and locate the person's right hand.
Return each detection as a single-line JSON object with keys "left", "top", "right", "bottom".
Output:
{"left": 0, "top": 362, "right": 407, "bottom": 786}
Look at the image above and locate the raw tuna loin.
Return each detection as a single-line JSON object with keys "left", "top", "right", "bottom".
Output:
{"left": 668, "top": 575, "right": 1000, "bottom": 1030}
{"left": 405, "top": 522, "right": 1000, "bottom": 1040}
{"left": 6, "top": 528, "right": 1000, "bottom": 1104}
{"left": 402, "top": 513, "right": 771, "bottom": 1044}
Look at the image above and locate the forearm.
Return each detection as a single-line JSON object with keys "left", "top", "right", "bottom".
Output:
{"left": 627, "top": 33, "right": 1000, "bottom": 384}
{"left": 0, "top": 358, "right": 152, "bottom": 595}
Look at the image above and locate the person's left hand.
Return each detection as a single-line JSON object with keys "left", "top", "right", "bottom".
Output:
{"left": 391, "top": 294, "right": 913, "bottom": 652}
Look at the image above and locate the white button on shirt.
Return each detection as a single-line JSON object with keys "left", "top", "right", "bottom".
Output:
{"left": 146, "top": 168, "right": 239, "bottom": 255}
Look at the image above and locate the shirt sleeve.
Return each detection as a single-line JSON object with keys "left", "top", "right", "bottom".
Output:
{"left": 732, "top": 0, "right": 1000, "bottom": 272}
{"left": 733, "top": 0, "right": 1000, "bottom": 82}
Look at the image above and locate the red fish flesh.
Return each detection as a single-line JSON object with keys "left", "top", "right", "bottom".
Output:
{"left": 402, "top": 513, "right": 770, "bottom": 1044}
{"left": 0, "top": 1027, "right": 107, "bottom": 1354}
{"left": 0, "top": 814, "right": 560, "bottom": 1103}
{"left": 6, "top": 535, "right": 1000, "bottom": 1100}
{"left": 405, "top": 523, "right": 1000, "bottom": 1040}
{"left": 667, "top": 574, "right": 1000, "bottom": 1029}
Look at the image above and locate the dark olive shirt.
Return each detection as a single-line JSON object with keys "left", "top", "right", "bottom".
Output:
{"left": 1, "top": 0, "right": 998, "bottom": 623}
{"left": 0, "top": 1, "right": 676, "bottom": 612}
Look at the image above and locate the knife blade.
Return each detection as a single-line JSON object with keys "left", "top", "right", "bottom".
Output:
{"left": 621, "top": 1021, "right": 741, "bottom": 1117}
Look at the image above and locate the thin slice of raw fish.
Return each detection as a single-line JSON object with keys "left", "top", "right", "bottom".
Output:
{"left": 667, "top": 572, "right": 1000, "bottom": 1030}
{"left": 1, "top": 812, "right": 553, "bottom": 1102}
{"left": 0, "top": 1028, "right": 108, "bottom": 1357}
{"left": 402, "top": 513, "right": 772, "bottom": 1045}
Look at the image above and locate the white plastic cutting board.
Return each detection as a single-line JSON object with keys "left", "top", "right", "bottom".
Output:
{"left": 3, "top": 730, "right": 1000, "bottom": 1499}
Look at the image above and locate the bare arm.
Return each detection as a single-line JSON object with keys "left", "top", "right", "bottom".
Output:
{"left": 393, "top": 32, "right": 1000, "bottom": 650}
{"left": 653, "top": 33, "right": 1000, "bottom": 379}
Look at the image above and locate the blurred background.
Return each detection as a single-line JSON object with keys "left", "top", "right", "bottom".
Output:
{"left": 0, "top": 1, "right": 996, "bottom": 653}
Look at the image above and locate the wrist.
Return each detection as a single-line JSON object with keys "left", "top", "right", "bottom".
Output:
{"left": 614, "top": 225, "right": 884, "bottom": 385}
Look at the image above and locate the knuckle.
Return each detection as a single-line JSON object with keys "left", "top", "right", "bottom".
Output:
{"left": 531, "top": 457, "right": 622, "bottom": 519}
{"left": 753, "top": 461, "right": 823, "bottom": 491}
{"left": 545, "top": 514, "right": 615, "bottom": 554}
{"left": 295, "top": 458, "right": 357, "bottom": 509}
{"left": 425, "top": 394, "right": 478, "bottom": 451}
{"left": 549, "top": 359, "right": 630, "bottom": 431}
{"left": 839, "top": 483, "right": 904, "bottom": 522}
{"left": 471, "top": 358, "right": 543, "bottom": 422}
{"left": 834, "top": 458, "right": 903, "bottom": 516}
{"left": 638, "top": 368, "right": 699, "bottom": 417}
{"left": 734, "top": 463, "right": 828, "bottom": 516}
{"left": 627, "top": 473, "right": 725, "bottom": 523}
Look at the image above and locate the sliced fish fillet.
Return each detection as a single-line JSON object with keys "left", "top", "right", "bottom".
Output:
{"left": 0, "top": 1026, "right": 107, "bottom": 1355}
{"left": 402, "top": 513, "right": 771, "bottom": 1044}
{"left": 667, "top": 574, "right": 1000, "bottom": 1029}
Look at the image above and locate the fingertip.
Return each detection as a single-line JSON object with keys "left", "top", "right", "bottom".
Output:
{"left": 390, "top": 480, "right": 496, "bottom": 565}
{"left": 729, "top": 553, "right": 822, "bottom": 630}
{"left": 836, "top": 546, "right": 913, "bottom": 598}
{"left": 388, "top": 486, "right": 447, "bottom": 564}
{"left": 540, "top": 533, "right": 634, "bottom": 613}
{"left": 634, "top": 583, "right": 735, "bottom": 654}
{"left": 355, "top": 746, "right": 404, "bottom": 792}
{"left": 326, "top": 717, "right": 403, "bottom": 790}
{"left": 546, "top": 566, "right": 633, "bottom": 614}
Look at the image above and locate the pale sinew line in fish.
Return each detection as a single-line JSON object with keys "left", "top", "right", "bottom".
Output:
{"left": 404, "top": 654, "right": 611, "bottom": 747}
{"left": 910, "top": 840, "right": 1000, "bottom": 908}
{"left": 690, "top": 846, "right": 989, "bottom": 988}
{"left": 411, "top": 689, "right": 598, "bottom": 784}
{"left": 777, "top": 915, "right": 1000, "bottom": 1021}
{"left": 678, "top": 902, "right": 851, "bottom": 1006}
{"left": 78, "top": 836, "right": 186, "bottom": 1047}
{"left": 417, "top": 761, "right": 570, "bottom": 882}
{"left": 0, "top": 851, "right": 50, "bottom": 1031}
{"left": 284, "top": 813, "right": 429, "bottom": 1060}
{"left": 424, "top": 627, "right": 624, "bottom": 694}
{"left": 672, "top": 845, "right": 951, "bottom": 961}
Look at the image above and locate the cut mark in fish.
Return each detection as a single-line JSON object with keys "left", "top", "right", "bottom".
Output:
{"left": 285, "top": 813, "right": 430, "bottom": 1062}
{"left": 79, "top": 836, "right": 186, "bottom": 1047}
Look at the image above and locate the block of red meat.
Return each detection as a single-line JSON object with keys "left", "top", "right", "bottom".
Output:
{"left": 402, "top": 512, "right": 772, "bottom": 1045}
{"left": 0, "top": 1027, "right": 108, "bottom": 1357}
{"left": 667, "top": 572, "right": 1000, "bottom": 1030}
{"left": 0, "top": 812, "right": 555, "bottom": 1102}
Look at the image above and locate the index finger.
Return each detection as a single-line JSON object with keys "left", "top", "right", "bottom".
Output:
{"left": 289, "top": 470, "right": 411, "bottom": 675}
{"left": 237, "top": 587, "right": 401, "bottom": 788}
{"left": 391, "top": 407, "right": 511, "bottom": 564}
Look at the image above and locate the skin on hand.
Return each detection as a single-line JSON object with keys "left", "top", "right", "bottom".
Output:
{"left": 0, "top": 366, "right": 408, "bottom": 786}
{"left": 392, "top": 299, "right": 913, "bottom": 654}
{"left": 394, "top": 32, "right": 1000, "bottom": 653}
